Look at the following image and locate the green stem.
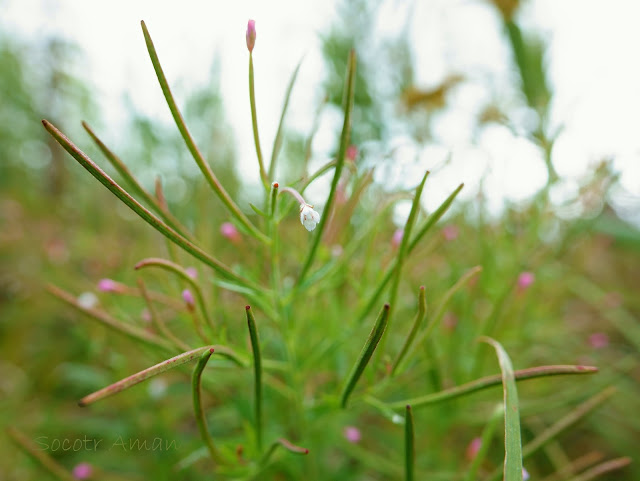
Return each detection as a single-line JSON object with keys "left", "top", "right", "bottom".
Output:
{"left": 192, "top": 348, "right": 225, "bottom": 464}
{"left": 387, "top": 364, "right": 598, "bottom": 410}
{"left": 391, "top": 286, "right": 427, "bottom": 376}
{"left": 140, "top": 21, "right": 269, "bottom": 244}
{"left": 297, "top": 49, "right": 356, "bottom": 286}
{"left": 464, "top": 404, "right": 504, "bottom": 481}
{"left": 246, "top": 306, "right": 263, "bottom": 450}
{"left": 42, "top": 120, "right": 253, "bottom": 285}
{"left": 260, "top": 438, "right": 309, "bottom": 466}
{"left": 405, "top": 405, "right": 415, "bottom": 481}
{"left": 249, "top": 52, "right": 269, "bottom": 189}
{"left": 566, "top": 457, "right": 631, "bottom": 481}
{"left": 7, "top": 427, "right": 76, "bottom": 481}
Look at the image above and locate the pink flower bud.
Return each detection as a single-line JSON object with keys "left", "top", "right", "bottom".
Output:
{"left": 186, "top": 267, "right": 198, "bottom": 279}
{"left": 589, "top": 332, "right": 609, "bottom": 349}
{"left": 465, "top": 437, "right": 482, "bottom": 460}
{"left": 221, "top": 222, "right": 241, "bottom": 243}
{"left": 391, "top": 229, "right": 404, "bottom": 248}
{"left": 97, "top": 278, "right": 118, "bottom": 293}
{"left": 346, "top": 145, "right": 358, "bottom": 161}
{"left": 72, "top": 462, "right": 93, "bottom": 480}
{"left": 246, "top": 19, "right": 256, "bottom": 53}
{"left": 343, "top": 426, "right": 361, "bottom": 443}
{"left": 442, "top": 225, "right": 459, "bottom": 241}
{"left": 182, "top": 289, "right": 195, "bottom": 308}
{"left": 517, "top": 271, "right": 535, "bottom": 290}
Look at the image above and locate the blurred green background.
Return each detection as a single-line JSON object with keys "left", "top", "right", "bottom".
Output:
{"left": 1, "top": 0, "right": 639, "bottom": 479}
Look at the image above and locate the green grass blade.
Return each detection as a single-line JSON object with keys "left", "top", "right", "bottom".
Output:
{"left": 248, "top": 52, "right": 269, "bottom": 188}
{"left": 480, "top": 337, "right": 523, "bottom": 481}
{"left": 387, "top": 364, "right": 597, "bottom": 410}
{"left": 80, "top": 346, "right": 215, "bottom": 406}
{"left": 82, "top": 121, "right": 195, "bottom": 242}
{"left": 391, "top": 286, "right": 427, "bottom": 376}
{"left": 140, "top": 20, "right": 268, "bottom": 244}
{"left": 297, "top": 49, "right": 356, "bottom": 285}
{"left": 387, "top": 170, "right": 430, "bottom": 330}
{"left": 6, "top": 427, "right": 76, "bottom": 481}
{"left": 192, "top": 347, "right": 224, "bottom": 464}
{"left": 340, "top": 304, "right": 390, "bottom": 408}
{"left": 408, "top": 182, "right": 464, "bottom": 253}
{"left": 42, "top": 120, "right": 252, "bottom": 285}
{"left": 268, "top": 59, "right": 302, "bottom": 180}
{"left": 246, "top": 305, "right": 263, "bottom": 450}
{"left": 405, "top": 405, "right": 415, "bottom": 481}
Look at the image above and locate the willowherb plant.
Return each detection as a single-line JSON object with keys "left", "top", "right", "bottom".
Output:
{"left": 9, "top": 17, "right": 630, "bottom": 481}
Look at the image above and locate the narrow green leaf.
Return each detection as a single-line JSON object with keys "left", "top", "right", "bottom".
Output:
{"left": 47, "top": 284, "right": 174, "bottom": 352}
{"left": 249, "top": 202, "right": 269, "bottom": 218}
{"left": 387, "top": 170, "right": 430, "bottom": 333}
{"left": 268, "top": 59, "right": 303, "bottom": 180}
{"left": 387, "top": 364, "right": 597, "bottom": 410}
{"left": 82, "top": 121, "right": 195, "bottom": 242}
{"left": 7, "top": 427, "right": 76, "bottom": 481}
{"left": 79, "top": 346, "right": 214, "bottom": 406}
{"left": 298, "top": 49, "right": 357, "bottom": 285}
{"left": 341, "top": 304, "right": 390, "bottom": 408}
{"left": 42, "top": 120, "right": 252, "bottom": 285}
{"left": 480, "top": 336, "right": 523, "bottom": 481}
{"left": 260, "top": 437, "right": 309, "bottom": 466}
{"left": 392, "top": 286, "right": 427, "bottom": 376}
{"left": 405, "top": 405, "right": 415, "bottom": 481}
{"left": 192, "top": 347, "right": 224, "bottom": 464}
{"left": 140, "top": 20, "right": 269, "bottom": 244}
{"left": 246, "top": 305, "right": 263, "bottom": 450}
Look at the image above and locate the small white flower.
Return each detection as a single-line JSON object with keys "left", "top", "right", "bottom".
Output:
{"left": 299, "top": 203, "right": 320, "bottom": 231}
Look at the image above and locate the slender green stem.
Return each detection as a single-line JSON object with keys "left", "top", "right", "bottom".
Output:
{"left": 135, "top": 257, "right": 217, "bottom": 336}
{"left": 82, "top": 121, "right": 195, "bottom": 242}
{"left": 386, "top": 364, "right": 598, "bottom": 410}
{"left": 80, "top": 346, "right": 214, "bottom": 406}
{"left": 246, "top": 306, "right": 263, "bottom": 450}
{"left": 42, "top": 120, "right": 253, "bottom": 285}
{"left": 140, "top": 21, "right": 268, "bottom": 244}
{"left": 384, "top": 169, "right": 430, "bottom": 353}
{"left": 297, "top": 49, "right": 356, "bottom": 286}
{"left": 47, "top": 284, "right": 174, "bottom": 352}
{"left": 7, "top": 427, "right": 76, "bottom": 481}
{"left": 192, "top": 348, "right": 224, "bottom": 464}
{"left": 464, "top": 404, "right": 504, "bottom": 481}
{"left": 137, "top": 278, "right": 191, "bottom": 351}
{"left": 391, "top": 286, "right": 427, "bottom": 376}
{"left": 268, "top": 59, "right": 302, "bottom": 181}
{"left": 340, "top": 304, "right": 390, "bottom": 408}
{"left": 249, "top": 52, "right": 269, "bottom": 189}
{"left": 405, "top": 405, "right": 415, "bottom": 481}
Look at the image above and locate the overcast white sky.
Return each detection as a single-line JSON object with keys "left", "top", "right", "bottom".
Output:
{"left": 2, "top": 0, "right": 639, "bottom": 224}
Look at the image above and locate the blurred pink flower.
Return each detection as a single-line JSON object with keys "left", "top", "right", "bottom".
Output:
{"left": 465, "top": 437, "right": 482, "bottom": 460}
{"left": 72, "top": 462, "right": 93, "bottom": 480}
{"left": 523, "top": 467, "right": 530, "bottom": 481}
{"left": 391, "top": 229, "right": 404, "bottom": 248}
{"left": 97, "top": 278, "right": 119, "bottom": 293}
{"left": 140, "top": 308, "right": 152, "bottom": 323}
{"left": 246, "top": 19, "right": 256, "bottom": 52}
{"left": 343, "top": 426, "right": 361, "bottom": 443}
{"left": 589, "top": 332, "right": 609, "bottom": 349}
{"left": 517, "top": 271, "right": 535, "bottom": 290}
{"left": 220, "top": 222, "right": 241, "bottom": 243}
{"left": 346, "top": 145, "right": 358, "bottom": 161}
{"left": 442, "top": 225, "right": 459, "bottom": 241}
{"left": 182, "top": 289, "right": 195, "bottom": 308}
{"left": 186, "top": 267, "right": 198, "bottom": 279}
